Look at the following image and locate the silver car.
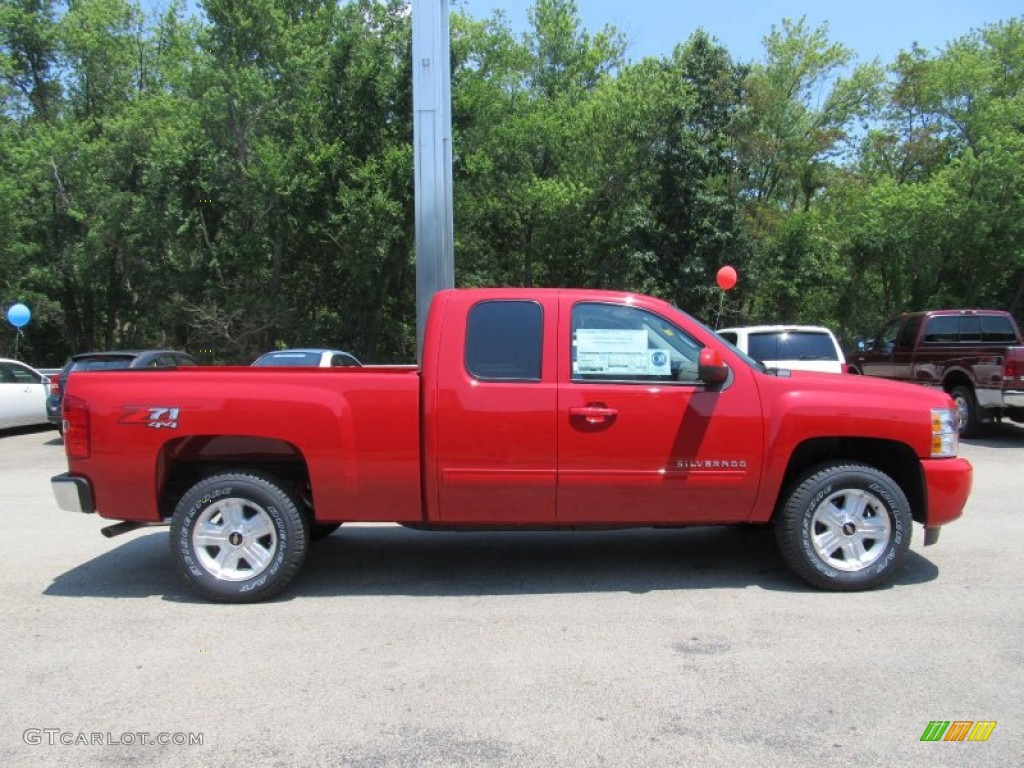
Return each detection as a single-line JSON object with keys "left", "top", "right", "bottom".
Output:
{"left": 251, "top": 348, "right": 362, "bottom": 368}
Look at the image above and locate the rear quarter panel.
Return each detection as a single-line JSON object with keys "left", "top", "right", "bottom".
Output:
{"left": 65, "top": 367, "right": 422, "bottom": 523}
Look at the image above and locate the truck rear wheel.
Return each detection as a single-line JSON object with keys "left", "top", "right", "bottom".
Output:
{"left": 170, "top": 472, "right": 309, "bottom": 602}
{"left": 775, "top": 462, "right": 911, "bottom": 591}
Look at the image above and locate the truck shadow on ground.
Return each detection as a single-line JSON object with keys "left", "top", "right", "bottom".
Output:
{"left": 44, "top": 524, "right": 939, "bottom": 601}
{"left": 962, "top": 421, "right": 1024, "bottom": 447}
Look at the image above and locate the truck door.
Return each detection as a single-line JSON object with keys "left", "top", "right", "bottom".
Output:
{"left": 855, "top": 317, "right": 902, "bottom": 378}
{"left": 556, "top": 299, "right": 763, "bottom": 524}
{"left": 430, "top": 296, "right": 559, "bottom": 524}
{"left": 892, "top": 315, "right": 922, "bottom": 380}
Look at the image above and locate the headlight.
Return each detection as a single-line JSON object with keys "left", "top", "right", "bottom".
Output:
{"left": 931, "top": 407, "right": 958, "bottom": 457}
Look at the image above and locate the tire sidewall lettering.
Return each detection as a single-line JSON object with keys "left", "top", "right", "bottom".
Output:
{"left": 170, "top": 474, "right": 308, "bottom": 601}
{"left": 778, "top": 463, "right": 912, "bottom": 590}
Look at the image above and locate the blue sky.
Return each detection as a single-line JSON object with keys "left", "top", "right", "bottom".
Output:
{"left": 452, "top": 0, "right": 1021, "bottom": 65}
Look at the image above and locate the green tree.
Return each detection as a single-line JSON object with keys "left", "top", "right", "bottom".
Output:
{"left": 736, "top": 17, "right": 883, "bottom": 325}
{"left": 835, "top": 18, "right": 1024, "bottom": 335}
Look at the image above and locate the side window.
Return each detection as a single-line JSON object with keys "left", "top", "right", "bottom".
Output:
{"left": 571, "top": 303, "right": 702, "bottom": 384}
{"left": 981, "top": 315, "right": 1016, "bottom": 343}
{"left": 465, "top": 300, "right": 543, "bottom": 381}
{"left": 923, "top": 316, "right": 959, "bottom": 343}
{"left": 3, "top": 362, "right": 41, "bottom": 384}
{"left": 0, "top": 363, "right": 16, "bottom": 383}
{"left": 331, "top": 354, "right": 358, "bottom": 367}
{"left": 877, "top": 318, "right": 901, "bottom": 349}
{"left": 896, "top": 316, "right": 922, "bottom": 347}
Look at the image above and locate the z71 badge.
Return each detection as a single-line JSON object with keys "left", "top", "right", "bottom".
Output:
{"left": 119, "top": 406, "right": 181, "bottom": 429}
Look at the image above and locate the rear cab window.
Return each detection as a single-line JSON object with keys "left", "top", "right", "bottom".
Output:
{"left": 465, "top": 300, "right": 543, "bottom": 381}
{"left": 923, "top": 314, "right": 1017, "bottom": 344}
{"left": 981, "top": 315, "right": 1016, "bottom": 343}
{"left": 747, "top": 331, "right": 839, "bottom": 362}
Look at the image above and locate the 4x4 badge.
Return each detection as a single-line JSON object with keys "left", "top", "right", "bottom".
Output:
{"left": 118, "top": 406, "right": 181, "bottom": 429}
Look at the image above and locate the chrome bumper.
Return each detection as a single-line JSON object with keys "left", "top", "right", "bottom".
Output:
{"left": 1002, "top": 390, "right": 1024, "bottom": 408}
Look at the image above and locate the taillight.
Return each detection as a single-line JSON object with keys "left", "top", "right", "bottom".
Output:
{"left": 1005, "top": 358, "right": 1019, "bottom": 380}
{"left": 49, "top": 374, "right": 62, "bottom": 396}
{"left": 63, "top": 394, "right": 90, "bottom": 459}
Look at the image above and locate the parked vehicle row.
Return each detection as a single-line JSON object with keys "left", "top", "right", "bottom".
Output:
{"left": 6, "top": 345, "right": 363, "bottom": 436}
{"left": 46, "top": 350, "right": 198, "bottom": 432}
{"left": 16, "top": 305, "right": 1023, "bottom": 442}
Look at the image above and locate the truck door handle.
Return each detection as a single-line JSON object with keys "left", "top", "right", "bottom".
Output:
{"left": 569, "top": 405, "right": 618, "bottom": 425}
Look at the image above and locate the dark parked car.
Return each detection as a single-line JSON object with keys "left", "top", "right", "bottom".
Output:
{"left": 47, "top": 350, "right": 198, "bottom": 431}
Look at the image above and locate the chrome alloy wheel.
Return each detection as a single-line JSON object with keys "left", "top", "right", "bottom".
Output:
{"left": 193, "top": 498, "right": 279, "bottom": 581}
{"left": 810, "top": 488, "right": 892, "bottom": 572}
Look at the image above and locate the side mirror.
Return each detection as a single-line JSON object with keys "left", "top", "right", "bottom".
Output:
{"left": 698, "top": 348, "right": 729, "bottom": 386}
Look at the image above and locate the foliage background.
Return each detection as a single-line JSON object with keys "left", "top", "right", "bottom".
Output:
{"left": 2, "top": 0, "right": 1022, "bottom": 364}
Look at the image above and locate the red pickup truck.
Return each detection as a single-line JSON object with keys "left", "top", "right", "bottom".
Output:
{"left": 52, "top": 288, "right": 972, "bottom": 602}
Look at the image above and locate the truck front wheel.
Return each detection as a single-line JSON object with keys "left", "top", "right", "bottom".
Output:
{"left": 949, "top": 384, "right": 981, "bottom": 437}
{"left": 170, "top": 472, "right": 309, "bottom": 602}
{"left": 775, "top": 463, "right": 911, "bottom": 591}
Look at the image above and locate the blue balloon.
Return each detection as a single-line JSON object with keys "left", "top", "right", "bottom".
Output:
{"left": 7, "top": 303, "right": 31, "bottom": 328}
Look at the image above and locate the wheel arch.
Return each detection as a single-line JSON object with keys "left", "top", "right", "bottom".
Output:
{"left": 941, "top": 369, "right": 974, "bottom": 394}
{"left": 157, "top": 435, "right": 312, "bottom": 519}
{"left": 776, "top": 437, "right": 925, "bottom": 524}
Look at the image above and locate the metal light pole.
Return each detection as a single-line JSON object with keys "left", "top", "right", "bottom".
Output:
{"left": 412, "top": 0, "right": 455, "bottom": 361}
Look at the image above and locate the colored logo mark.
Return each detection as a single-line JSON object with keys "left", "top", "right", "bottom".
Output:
{"left": 920, "top": 720, "right": 997, "bottom": 742}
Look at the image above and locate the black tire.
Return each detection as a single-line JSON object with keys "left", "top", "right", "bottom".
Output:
{"left": 774, "top": 462, "right": 911, "bottom": 591}
{"left": 310, "top": 522, "right": 342, "bottom": 541}
{"left": 950, "top": 384, "right": 981, "bottom": 438}
{"left": 170, "top": 472, "right": 309, "bottom": 602}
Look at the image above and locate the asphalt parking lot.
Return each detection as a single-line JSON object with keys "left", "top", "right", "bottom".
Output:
{"left": 1, "top": 424, "right": 1022, "bottom": 767}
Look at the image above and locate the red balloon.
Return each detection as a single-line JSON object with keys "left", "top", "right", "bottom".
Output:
{"left": 716, "top": 265, "right": 737, "bottom": 290}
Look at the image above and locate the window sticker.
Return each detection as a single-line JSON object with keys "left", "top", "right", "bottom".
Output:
{"left": 574, "top": 329, "right": 667, "bottom": 376}
{"left": 648, "top": 349, "right": 670, "bottom": 375}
